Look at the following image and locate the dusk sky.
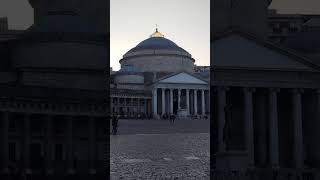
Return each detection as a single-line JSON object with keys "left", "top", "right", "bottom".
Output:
{"left": 110, "top": 0, "right": 210, "bottom": 70}
{"left": 0, "top": 0, "right": 320, "bottom": 70}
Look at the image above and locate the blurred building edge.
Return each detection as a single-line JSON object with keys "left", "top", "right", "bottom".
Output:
{"left": 0, "top": 0, "right": 108, "bottom": 178}
{"left": 0, "top": 17, "right": 8, "bottom": 32}
{"left": 212, "top": 0, "right": 320, "bottom": 179}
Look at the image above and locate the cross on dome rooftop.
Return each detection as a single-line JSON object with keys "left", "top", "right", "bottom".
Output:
{"left": 150, "top": 28, "right": 164, "bottom": 38}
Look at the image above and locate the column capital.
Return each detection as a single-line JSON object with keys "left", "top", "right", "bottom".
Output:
{"left": 291, "top": 88, "right": 304, "bottom": 94}
{"left": 46, "top": 169, "right": 54, "bottom": 175}
{"left": 24, "top": 113, "right": 31, "bottom": 118}
{"left": 268, "top": 87, "right": 280, "bottom": 93}
{"left": 243, "top": 87, "right": 256, "bottom": 93}
{"left": 215, "top": 86, "right": 229, "bottom": 92}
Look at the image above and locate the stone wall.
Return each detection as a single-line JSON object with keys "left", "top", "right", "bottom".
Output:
{"left": 22, "top": 71, "right": 106, "bottom": 90}
{"left": 12, "top": 42, "right": 108, "bottom": 70}
{"left": 115, "top": 74, "right": 144, "bottom": 84}
{"left": 121, "top": 55, "right": 194, "bottom": 73}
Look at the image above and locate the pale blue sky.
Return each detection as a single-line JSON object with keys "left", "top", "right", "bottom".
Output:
{"left": 1, "top": 0, "right": 320, "bottom": 70}
{"left": 110, "top": 0, "right": 210, "bottom": 70}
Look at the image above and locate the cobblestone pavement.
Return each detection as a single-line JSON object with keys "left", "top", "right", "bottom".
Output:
{"left": 110, "top": 119, "right": 210, "bottom": 180}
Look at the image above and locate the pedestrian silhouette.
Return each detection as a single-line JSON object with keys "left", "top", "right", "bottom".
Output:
{"left": 112, "top": 113, "right": 119, "bottom": 135}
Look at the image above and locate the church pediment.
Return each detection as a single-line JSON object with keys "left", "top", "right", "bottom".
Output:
{"left": 157, "top": 72, "right": 207, "bottom": 85}
{"left": 212, "top": 33, "right": 320, "bottom": 71}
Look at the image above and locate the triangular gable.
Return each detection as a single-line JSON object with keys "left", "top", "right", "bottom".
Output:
{"left": 158, "top": 72, "right": 207, "bottom": 85}
{"left": 212, "top": 32, "right": 320, "bottom": 71}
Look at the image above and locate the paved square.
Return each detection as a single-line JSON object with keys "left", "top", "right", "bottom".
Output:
{"left": 110, "top": 119, "right": 210, "bottom": 180}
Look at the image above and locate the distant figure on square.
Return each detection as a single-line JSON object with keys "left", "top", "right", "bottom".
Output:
{"left": 112, "top": 113, "right": 119, "bottom": 135}
{"left": 169, "top": 114, "right": 175, "bottom": 124}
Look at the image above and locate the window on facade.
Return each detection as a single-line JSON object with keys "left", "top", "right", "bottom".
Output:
{"left": 55, "top": 144, "right": 64, "bottom": 161}
{"left": 9, "top": 143, "right": 16, "bottom": 161}
{"left": 9, "top": 119, "right": 16, "bottom": 132}
{"left": 31, "top": 119, "right": 43, "bottom": 133}
{"left": 55, "top": 119, "right": 64, "bottom": 134}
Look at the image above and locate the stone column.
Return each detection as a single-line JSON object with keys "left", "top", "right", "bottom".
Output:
{"left": 316, "top": 89, "right": 320, "bottom": 165}
{"left": 124, "top": 98, "right": 127, "bottom": 114}
{"left": 153, "top": 88, "right": 158, "bottom": 117}
{"left": 194, "top": 90, "right": 198, "bottom": 115}
{"left": 66, "top": 116, "right": 74, "bottom": 174}
{"left": 269, "top": 88, "right": 280, "bottom": 168}
{"left": 117, "top": 97, "right": 120, "bottom": 113}
{"left": 316, "top": 89, "right": 320, "bottom": 123}
{"left": 162, "top": 88, "right": 166, "bottom": 115}
{"left": 170, "top": 89, "right": 173, "bottom": 114}
{"left": 137, "top": 98, "right": 141, "bottom": 114}
{"left": 186, "top": 89, "right": 190, "bottom": 115}
{"left": 23, "top": 114, "right": 31, "bottom": 174}
{"left": 217, "top": 87, "right": 227, "bottom": 152}
{"left": 45, "top": 115, "right": 54, "bottom": 174}
{"left": 178, "top": 89, "right": 181, "bottom": 111}
{"left": 1, "top": 112, "right": 9, "bottom": 174}
{"left": 201, "top": 89, "right": 206, "bottom": 115}
{"left": 256, "top": 92, "right": 267, "bottom": 167}
{"left": 144, "top": 98, "right": 147, "bottom": 115}
{"left": 292, "top": 88, "right": 304, "bottom": 169}
{"left": 88, "top": 116, "right": 96, "bottom": 174}
{"left": 244, "top": 87, "right": 255, "bottom": 167}
{"left": 130, "top": 98, "right": 133, "bottom": 116}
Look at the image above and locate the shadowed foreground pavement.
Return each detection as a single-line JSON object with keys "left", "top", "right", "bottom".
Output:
{"left": 110, "top": 119, "right": 210, "bottom": 180}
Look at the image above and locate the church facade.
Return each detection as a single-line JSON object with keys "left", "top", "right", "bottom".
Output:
{"left": 110, "top": 29, "right": 210, "bottom": 119}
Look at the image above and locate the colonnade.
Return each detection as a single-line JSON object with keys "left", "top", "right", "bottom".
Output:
{"left": 153, "top": 88, "right": 209, "bottom": 116}
{"left": 214, "top": 86, "right": 320, "bottom": 169}
{"left": 111, "top": 97, "right": 151, "bottom": 116}
{"left": 0, "top": 113, "right": 99, "bottom": 174}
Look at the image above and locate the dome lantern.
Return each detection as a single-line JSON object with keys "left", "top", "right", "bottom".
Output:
{"left": 150, "top": 27, "right": 164, "bottom": 38}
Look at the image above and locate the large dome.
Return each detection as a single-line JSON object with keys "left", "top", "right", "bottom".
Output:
{"left": 124, "top": 36, "right": 190, "bottom": 56}
{"left": 120, "top": 29, "right": 195, "bottom": 73}
{"left": 123, "top": 29, "right": 191, "bottom": 58}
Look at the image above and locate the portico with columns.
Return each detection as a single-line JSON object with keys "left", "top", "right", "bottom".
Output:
{"left": 0, "top": 99, "right": 108, "bottom": 176}
{"left": 212, "top": 31, "right": 320, "bottom": 176}
{"left": 152, "top": 72, "right": 209, "bottom": 119}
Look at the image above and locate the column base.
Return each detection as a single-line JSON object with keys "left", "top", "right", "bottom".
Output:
{"left": 24, "top": 168, "right": 32, "bottom": 174}
{"left": 215, "top": 151, "right": 249, "bottom": 171}
{"left": 46, "top": 169, "right": 54, "bottom": 175}
{"left": 89, "top": 169, "right": 97, "bottom": 174}
{"left": 271, "top": 165, "right": 280, "bottom": 169}
{"left": 153, "top": 114, "right": 160, "bottom": 119}
{"left": 67, "top": 168, "right": 75, "bottom": 174}
{"left": 1, "top": 168, "right": 10, "bottom": 174}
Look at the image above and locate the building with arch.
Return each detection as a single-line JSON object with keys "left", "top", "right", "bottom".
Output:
{"left": 110, "top": 29, "right": 210, "bottom": 119}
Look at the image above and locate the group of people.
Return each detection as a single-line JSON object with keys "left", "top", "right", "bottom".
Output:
{"left": 111, "top": 112, "right": 177, "bottom": 135}
{"left": 162, "top": 113, "right": 176, "bottom": 124}
{"left": 111, "top": 113, "right": 119, "bottom": 135}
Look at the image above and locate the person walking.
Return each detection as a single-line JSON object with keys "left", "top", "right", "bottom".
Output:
{"left": 172, "top": 114, "right": 176, "bottom": 124}
{"left": 112, "top": 113, "right": 119, "bottom": 135}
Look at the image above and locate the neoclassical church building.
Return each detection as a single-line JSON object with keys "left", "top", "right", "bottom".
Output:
{"left": 0, "top": 0, "right": 108, "bottom": 178}
{"left": 212, "top": 0, "right": 320, "bottom": 179}
{"left": 110, "top": 29, "right": 210, "bottom": 119}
